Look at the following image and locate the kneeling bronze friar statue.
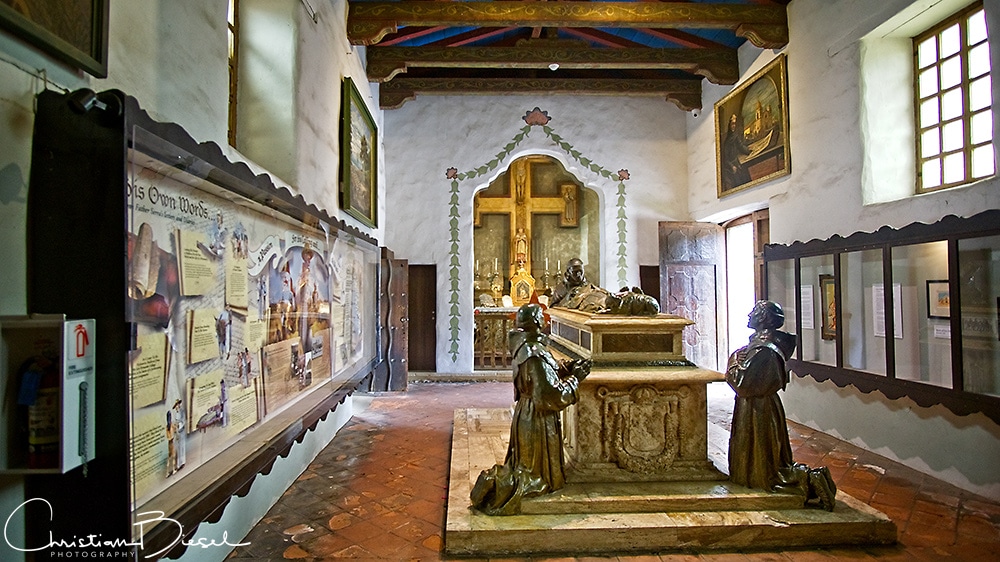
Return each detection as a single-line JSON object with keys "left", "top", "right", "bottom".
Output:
{"left": 470, "top": 303, "right": 592, "bottom": 515}
{"left": 727, "top": 300, "right": 837, "bottom": 511}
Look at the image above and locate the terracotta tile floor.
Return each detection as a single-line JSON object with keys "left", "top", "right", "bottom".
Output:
{"left": 229, "top": 381, "right": 1000, "bottom": 561}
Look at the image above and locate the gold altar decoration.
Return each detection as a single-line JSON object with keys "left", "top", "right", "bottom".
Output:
{"left": 510, "top": 267, "right": 536, "bottom": 306}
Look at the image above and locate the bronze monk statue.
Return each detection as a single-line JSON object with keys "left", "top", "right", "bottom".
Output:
{"left": 470, "top": 303, "right": 591, "bottom": 515}
{"left": 549, "top": 258, "right": 658, "bottom": 316}
{"left": 727, "top": 300, "right": 837, "bottom": 511}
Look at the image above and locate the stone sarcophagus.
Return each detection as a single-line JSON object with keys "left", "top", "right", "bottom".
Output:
{"left": 547, "top": 308, "right": 726, "bottom": 482}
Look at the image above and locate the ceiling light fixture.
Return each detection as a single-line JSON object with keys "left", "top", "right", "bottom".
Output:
{"left": 548, "top": 63, "right": 559, "bottom": 71}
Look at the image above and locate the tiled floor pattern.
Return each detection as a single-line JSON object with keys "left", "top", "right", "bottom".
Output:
{"left": 229, "top": 382, "right": 1000, "bottom": 561}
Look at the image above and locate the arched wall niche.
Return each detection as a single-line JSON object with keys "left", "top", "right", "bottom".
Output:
{"left": 469, "top": 150, "right": 605, "bottom": 298}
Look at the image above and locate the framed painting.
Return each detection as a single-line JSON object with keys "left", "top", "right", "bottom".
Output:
{"left": 820, "top": 274, "right": 836, "bottom": 340}
{"left": 0, "top": 0, "right": 108, "bottom": 77}
{"left": 715, "top": 54, "right": 790, "bottom": 198}
{"left": 927, "top": 280, "right": 950, "bottom": 319}
{"left": 340, "top": 77, "right": 378, "bottom": 228}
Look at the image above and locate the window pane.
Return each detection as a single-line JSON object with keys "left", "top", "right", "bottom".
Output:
{"left": 940, "top": 56, "right": 962, "bottom": 89}
{"left": 918, "top": 36, "right": 938, "bottom": 68}
{"left": 922, "top": 158, "right": 942, "bottom": 189}
{"left": 941, "top": 87, "right": 964, "bottom": 121}
{"left": 766, "top": 259, "right": 797, "bottom": 338}
{"left": 969, "top": 43, "right": 990, "bottom": 79}
{"left": 970, "top": 75, "right": 992, "bottom": 111}
{"left": 940, "top": 23, "right": 961, "bottom": 58}
{"left": 971, "top": 109, "right": 993, "bottom": 144}
{"left": 841, "top": 250, "right": 887, "bottom": 376}
{"left": 800, "top": 255, "right": 836, "bottom": 367}
{"left": 921, "top": 98, "right": 940, "bottom": 127}
{"left": 957, "top": 234, "right": 1000, "bottom": 397}
{"left": 919, "top": 67, "right": 940, "bottom": 98}
{"left": 944, "top": 151, "right": 966, "bottom": 183}
{"left": 921, "top": 129, "right": 941, "bottom": 157}
{"left": 968, "top": 9, "right": 988, "bottom": 46}
{"left": 972, "top": 144, "right": 995, "bottom": 177}
{"left": 892, "top": 241, "right": 952, "bottom": 388}
{"left": 942, "top": 119, "right": 964, "bottom": 151}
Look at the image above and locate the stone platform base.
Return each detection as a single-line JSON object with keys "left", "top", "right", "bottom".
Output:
{"left": 446, "top": 408, "right": 897, "bottom": 557}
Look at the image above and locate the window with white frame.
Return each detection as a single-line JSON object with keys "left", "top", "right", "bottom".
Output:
{"left": 914, "top": 2, "right": 993, "bottom": 193}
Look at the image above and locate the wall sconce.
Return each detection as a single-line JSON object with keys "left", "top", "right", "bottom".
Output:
{"left": 548, "top": 63, "right": 560, "bottom": 71}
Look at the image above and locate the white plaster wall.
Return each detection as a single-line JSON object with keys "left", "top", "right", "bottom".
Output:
{"left": 383, "top": 95, "right": 689, "bottom": 373}
{"left": 785, "top": 376, "right": 1000, "bottom": 500}
{"left": 686, "top": 0, "right": 1000, "bottom": 500}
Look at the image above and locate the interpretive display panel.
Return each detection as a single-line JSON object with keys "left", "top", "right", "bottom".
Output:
{"left": 125, "top": 128, "right": 379, "bottom": 514}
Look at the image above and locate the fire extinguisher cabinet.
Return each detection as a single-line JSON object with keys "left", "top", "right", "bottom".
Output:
{"left": 0, "top": 314, "right": 96, "bottom": 473}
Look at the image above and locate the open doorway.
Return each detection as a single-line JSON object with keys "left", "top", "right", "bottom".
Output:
{"left": 724, "top": 209, "right": 769, "bottom": 357}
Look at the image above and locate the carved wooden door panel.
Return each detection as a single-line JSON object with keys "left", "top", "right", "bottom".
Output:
{"left": 369, "top": 249, "right": 409, "bottom": 391}
{"left": 658, "top": 222, "right": 726, "bottom": 370}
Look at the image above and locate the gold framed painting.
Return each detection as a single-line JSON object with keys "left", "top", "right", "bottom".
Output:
{"left": 715, "top": 54, "right": 790, "bottom": 198}
{"left": 0, "top": 0, "right": 108, "bottom": 77}
{"left": 820, "top": 274, "right": 836, "bottom": 340}
{"left": 340, "top": 77, "right": 378, "bottom": 228}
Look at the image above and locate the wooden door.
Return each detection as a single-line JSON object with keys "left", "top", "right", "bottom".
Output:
{"left": 639, "top": 265, "right": 661, "bottom": 304}
{"left": 368, "top": 249, "right": 409, "bottom": 391}
{"left": 658, "top": 222, "right": 726, "bottom": 370}
{"left": 408, "top": 264, "right": 437, "bottom": 372}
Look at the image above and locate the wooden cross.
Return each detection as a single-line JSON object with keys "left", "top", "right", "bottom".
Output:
{"left": 474, "top": 157, "right": 578, "bottom": 276}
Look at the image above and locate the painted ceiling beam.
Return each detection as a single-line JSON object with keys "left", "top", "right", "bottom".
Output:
{"left": 348, "top": 2, "right": 788, "bottom": 49}
{"left": 560, "top": 27, "right": 639, "bottom": 48}
{"left": 637, "top": 28, "right": 728, "bottom": 49}
{"left": 367, "top": 44, "right": 738, "bottom": 84}
{"left": 379, "top": 76, "right": 703, "bottom": 111}
{"left": 377, "top": 26, "right": 450, "bottom": 46}
{"left": 434, "top": 26, "right": 520, "bottom": 47}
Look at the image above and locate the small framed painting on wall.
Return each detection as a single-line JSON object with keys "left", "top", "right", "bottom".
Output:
{"left": 340, "top": 77, "right": 378, "bottom": 228}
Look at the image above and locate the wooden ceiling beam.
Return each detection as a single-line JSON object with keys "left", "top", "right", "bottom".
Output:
{"left": 432, "top": 26, "right": 519, "bottom": 47}
{"left": 637, "top": 28, "right": 728, "bottom": 49}
{"left": 349, "top": 1, "right": 788, "bottom": 48}
{"left": 559, "top": 28, "right": 636, "bottom": 48}
{"left": 379, "top": 76, "right": 703, "bottom": 111}
{"left": 377, "top": 26, "right": 450, "bottom": 46}
{"left": 366, "top": 44, "right": 738, "bottom": 84}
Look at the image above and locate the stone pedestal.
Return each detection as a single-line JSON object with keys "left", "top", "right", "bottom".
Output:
{"left": 547, "top": 308, "right": 725, "bottom": 482}
{"left": 443, "top": 308, "right": 897, "bottom": 556}
{"left": 565, "top": 367, "right": 726, "bottom": 482}
{"left": 445, "top": 408, "right": 897, "bottom": 557}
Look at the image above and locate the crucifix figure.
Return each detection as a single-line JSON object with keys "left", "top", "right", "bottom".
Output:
{"left": 474, "top": 157, "right": 579, "bottom": 277}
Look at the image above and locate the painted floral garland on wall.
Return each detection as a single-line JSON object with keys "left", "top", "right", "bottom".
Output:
{"left": 444, "top": 107, "right": 630, "bottom": 363}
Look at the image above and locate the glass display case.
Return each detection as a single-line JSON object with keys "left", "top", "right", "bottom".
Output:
{"left": 840, "top": 249, "right": 888, "bottom": 376}
{"left": 764, "top": 211, "right": 1000, "bottom": 425}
